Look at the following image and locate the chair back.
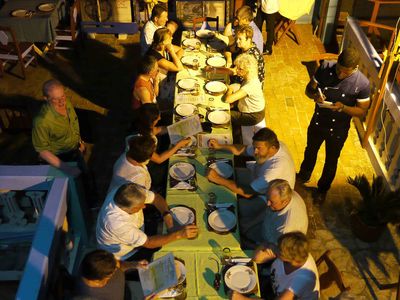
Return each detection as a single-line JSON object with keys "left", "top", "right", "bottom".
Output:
{"left": 192, "top": 16, "right": 219, "bottom": 31}
{"left": 316, "top": 250, "right": 350, "bottom": 293}
{"left": 0, "top": 30, "right": 9, "bottom": 46}
{"left": 0, "top": 26, "right": 22, "bottom": 56}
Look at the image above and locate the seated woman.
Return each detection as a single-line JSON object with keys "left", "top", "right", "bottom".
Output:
{"left": 131, "top": 55, "right": 159, "bottom": 111}
{"left": 223, "top": 53, "right": 265, "bottom": 141}
{"left": 232, "top": 232, "right": 320, "bottom": 300}
{"left": 146, "top": 28, "right": 184, "bottom": 104}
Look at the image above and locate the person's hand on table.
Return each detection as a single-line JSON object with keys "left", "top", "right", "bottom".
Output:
{"left": 127, "top": 259, "right": 149, "bottom": 270}
{"left": 208, "top": 138, "right": 221, "bottom": 150}
{"left": 178, "top": 224, "right": 198, "bottom": 239}
{"left": 204, "top": 65, "right": 215, "bottom": 73}
{"left": 207, "top": 168, "right": 223, "bottom": 184}
{"left": 253, "top": 245, "right": 276, "bottom": 264}
{"left": 176, "top": 137, "right": 191, "bottom": 149}
{"left": 230, "top": 291, "right": 251, "bottom": 300}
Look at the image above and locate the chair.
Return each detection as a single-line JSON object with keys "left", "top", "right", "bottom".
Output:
{"left": 316, "top": 250, "right": 350, "bottom": 293}
{"left": 193, "top": 16, "right": 219, "bottom": 32}
{"left": 54, "top": 0, "right": 81, "bottom": 50}
{"left": 241, "top": 118, "right": 266, "bottom": 145}
{"left": 274, "top": 17, "right": 301, "bottom": 46}
{"left": 0, "top": 26, "right": 36, "bottom": 79}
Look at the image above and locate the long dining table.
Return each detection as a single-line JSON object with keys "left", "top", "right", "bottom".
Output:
{"left": 151, "top": 31, "right": 261, "bottom": 299}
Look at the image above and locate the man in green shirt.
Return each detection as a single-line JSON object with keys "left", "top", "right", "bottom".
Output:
{"left": 32, "top": 79, "right": 84, "bottom": 176}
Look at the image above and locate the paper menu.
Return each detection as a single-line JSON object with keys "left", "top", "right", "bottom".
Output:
{"left": 139, "top": 252, "right": 178, "bottom": 296}
{"left": 197, "top": 133, "right": 233, "bottom": 148}
{"left": 167, "top": 115, "right": 203, "bottom": 144}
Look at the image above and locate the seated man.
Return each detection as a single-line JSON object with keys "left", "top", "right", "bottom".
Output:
{"left": 97, "top": 183, "right": 198, "bottom": 261}
{"left": 32, "top": 79, "right": 84, "bottom": 177}
{"left": 233, "top": 232, "right": 320, "bottom": 300}
{"left": 73, "top": 249, "right": 151, "bottom": 300}
{"left": 223, "top": 5, "right": 263, "bottom": 54}
{"left": 140, "top": 4, "right": 168, "bottom": 56}
{"left": 240, "top": 179, "right": 308, "bottom": 249}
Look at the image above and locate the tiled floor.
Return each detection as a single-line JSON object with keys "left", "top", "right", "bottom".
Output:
{"left": 0, "top": 25, "right": 399, "bottom": 299}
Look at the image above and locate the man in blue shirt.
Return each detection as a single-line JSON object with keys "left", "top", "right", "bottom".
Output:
{"left": 297, "top": 48, "right": 370, "bottom": 202}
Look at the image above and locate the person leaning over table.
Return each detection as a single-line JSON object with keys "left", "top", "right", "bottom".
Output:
{"left": 207, "top": 127, "right": 295, "bottom": 218}
{"left": 32, "top": 79, "right": 85, "bottom": 177}
{"left": 231, "top": 232, "right": 320, "bottom": 300}
{"left": 97, "top": 183, "right": 198, "bottom": 263}
{"left": 146, "top": 27, "right": 184, "bottom": 104}
{"left": 240, "top": 179, "right": 308, "bottom": 250}
{"left": 297, "top": 48, "right": 371, "bottom": 203}
{"left": 140, "top": 4, "right": 168, "bottom": 56}
{"left": 224, "top": 5, "right": 263, "bottom": 54}
{"left": 206, "top": 25, "right": 265, "bottom": 85}
{"left": 223, "top": 53, "right": 265, "bottom": 125}
{"left": 72, "top": 249, "right": 155, "bottom": 300}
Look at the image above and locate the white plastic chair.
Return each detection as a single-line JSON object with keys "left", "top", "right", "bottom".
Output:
{"left": 241, "top": 118, "right": 266, "bottom": 145}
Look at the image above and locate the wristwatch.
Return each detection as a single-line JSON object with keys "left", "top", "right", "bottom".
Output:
{"left": 162, "top": 210, "right": 172, "bottom": 217}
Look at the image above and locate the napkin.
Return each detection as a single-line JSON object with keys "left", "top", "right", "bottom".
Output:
{"left": 170, "top": 181, "right": 194, "bottom": 190}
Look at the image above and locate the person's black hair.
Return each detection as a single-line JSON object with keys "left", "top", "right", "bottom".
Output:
{"left": 126, "top": 135, "right": 156, "bottom": 162}
{"left": 252, "top": 127, "right": 279, "bottom": 148}
{"left": 150, "top": 4, "right": 167, "bottom": 21}
{"left": 136, "top": 103, "right": 161, "bottom": 135}
{"left": 138, "top": 55, "right": 157, "bottom": 75}
{"left": 338, "top": 48, "right": 360, "bottom": 68}
{"left": 80, "top": 250, "right": 116, "bottom": 281}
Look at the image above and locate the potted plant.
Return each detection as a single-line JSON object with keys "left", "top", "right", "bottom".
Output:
{"left": 347, "top": 174, "right": 400, "bottom": 242}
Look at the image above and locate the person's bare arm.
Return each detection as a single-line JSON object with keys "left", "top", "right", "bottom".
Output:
{"left": 157, "top": 44, "right": 184, "bottom": 72}
{"left": 135, "top": 86, "right": 154, "bottom": 104}
{"left": 328, "top": 100, "right": 370, "bottom": 118}
{"left": 39, "top": 150, "right": 80, "bottom": 177}
{"left": 231, "top": 291, "right": 263, "bottom": 300}
{"left": 207, "top": 169, "right": 255, "bottom": 198}
{"left": 143, "top": 225, "right": 198, "bottom": 248}
{"left": 151, "top": 138, "right": 191, "bottom": 164}
{"left": 305, "top": 78, "right": 321, "bottom": 101}
{"left": 151, "top": 193, "right": 173, "bottom": 229}
{"left": 119, "top": 260, "right": 149, "bottom": 272}
{"left": 224, "top": 88, "right": 247, "bottom": 104}
{"left": 208, "top": 139, "right": 246, "bottom": 156}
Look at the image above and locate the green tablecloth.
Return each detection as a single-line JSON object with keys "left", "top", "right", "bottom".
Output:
{"left": 0, "top": 0, "right": 63, "bottom": 42}
{"left": 154, "top": 250, "right": 261, "bottom": 299}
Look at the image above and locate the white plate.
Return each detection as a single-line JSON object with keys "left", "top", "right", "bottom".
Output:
{"left": 181, "top": 56, "right": 199, "bottom": 66}
{"left": 177, "top": 78, "right": 197, "bottom": 91}
{"left": 208, "top": 110, "right": 230, "bottom": 125}
{"left": 207, "top": 56, "right": 226, "bottom": 67}
{"left": 169, "top": 162, "right": 195, "bottom": 181}
{"left": 205, "top": 81, "right": 227, "bottom": 94}
{"left": 208, "top": 209, "right": 236, "bottom": 232}
{"left": 176, "top": 103, "right": 196, "bottom": 117}
{"left": 171, "top": 206, "right": 195, "bottom": 225}
{"left": 175, "top": 260, "right": 187, "bottom": 284}
{"left": 182, "top": 38, "right": 201, "bottom": 49}
{"left": 210, "top": 161, "right": 233, "bottom": 178}
{"left": 11, "top": 9, "right": 29, "bottom": 17}
{"left": 38, "top": 3, "right": 56, "bottom": 12}
{"left": 224, "top": 265, "right": 257, "bottom": 293}
{"left": 196, "top": 29, "right": 215, "bottom": 39}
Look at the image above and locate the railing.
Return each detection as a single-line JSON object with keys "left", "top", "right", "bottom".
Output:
{"left": 341, "top": 17, "right": 400, "bottom": 190}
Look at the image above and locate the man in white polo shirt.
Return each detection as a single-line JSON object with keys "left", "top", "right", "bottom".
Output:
{"left": 140, "top": 4, "right": 168, "bottom": 56}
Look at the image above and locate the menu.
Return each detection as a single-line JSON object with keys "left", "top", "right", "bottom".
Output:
{"left": 167, "top": 115, "right": 203, "bottom": 144}
{"left": 139, "top": 252, "right": 178, "bottom": 296}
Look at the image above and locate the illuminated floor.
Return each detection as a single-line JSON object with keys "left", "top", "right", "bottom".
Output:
{"left": 0, "top": 24, "right": 398, "bottom": 299}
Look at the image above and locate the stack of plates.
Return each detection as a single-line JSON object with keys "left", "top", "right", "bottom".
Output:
{"left": 209, "top": 161, "right": 233, "bottom": 178}
{"left": 208, "top": 110, "right": 230, "bottom": 125}
{"left": 177, "top": 78, "right": 197, "bottom": 91}
{"left": 208, "top": 209, "right": 236, "bottom": 232}
{"left": 204, "top": 81, "right": 227, "bottom": 95}
{"left": 171, "top": 206, "right": 195, "bottom": 225}
{"left": 224, "top": 265, "right": 257, "bottom": 293}
{"left": 169, "top": 162, "right": 195, "bottom": 181}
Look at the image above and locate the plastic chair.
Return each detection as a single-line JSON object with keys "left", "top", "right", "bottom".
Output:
{"left": 0, "top": 26, "right": 36, "bottom": 79}
{"left": 54, "top": 0, "right": 81, "bottom": 50}
{"left": 241, "top": 118, "right": 266, "bottom": 145}
{"left": 192, "top": 16, "right": 219, "bottom": 31}
{"left": 316, "top": 250, "right": 350, "bottom": 293}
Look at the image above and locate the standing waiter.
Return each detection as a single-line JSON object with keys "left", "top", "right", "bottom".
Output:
{"left": 297, "top": 48, "right": 370, "bottom": 202}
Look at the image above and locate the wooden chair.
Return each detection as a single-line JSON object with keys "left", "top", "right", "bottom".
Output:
{"left": 193, "top": 16, "right": 219, "bottom": 31}
{"left": 274, "top": 16, "right": 301, "bottom": 46}
{"left": 0, "top": 26, "right": 36, "bottom": 79}
{"left": 54, "top": 0, "right": 81, "bottom": 50}
{"left": 316, "top": 250, "right": 350, "bottom": 293}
